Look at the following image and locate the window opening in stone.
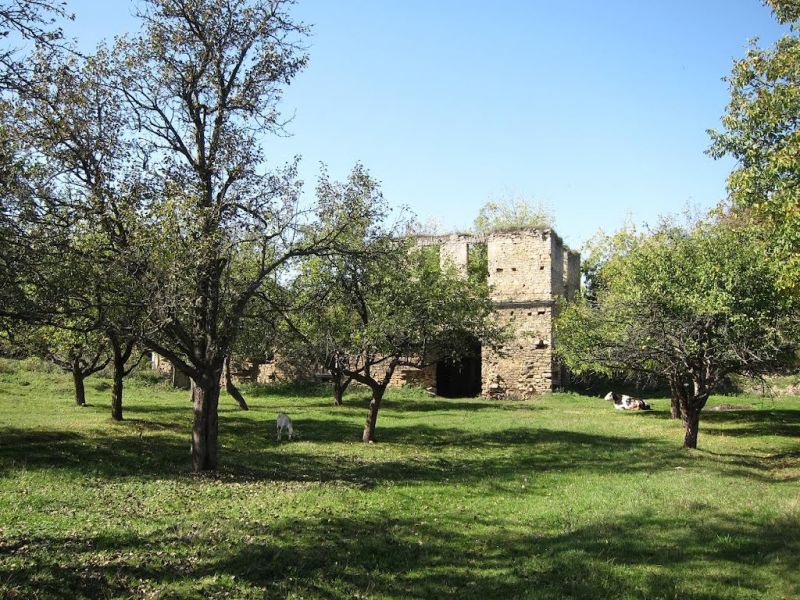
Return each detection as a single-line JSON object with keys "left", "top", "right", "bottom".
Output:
{"left": 467, "top": 242, "right": 488, "bottom": 284}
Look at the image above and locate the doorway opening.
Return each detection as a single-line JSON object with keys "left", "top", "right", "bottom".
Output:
{"left": 436, "top": 340, "right": 482, "bottom": 398}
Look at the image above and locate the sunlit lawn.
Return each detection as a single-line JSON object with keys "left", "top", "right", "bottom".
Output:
{"left": 0, "top": 359, "right": 798, "bottom": 599}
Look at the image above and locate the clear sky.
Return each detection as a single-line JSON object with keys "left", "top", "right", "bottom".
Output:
{"left": 63, "top": 0, "right": 788, "bottom": 249}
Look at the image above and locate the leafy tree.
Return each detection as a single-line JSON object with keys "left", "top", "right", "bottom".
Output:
{"left": 6, "top": 0, "right": 368, "bottom": 469}
{"left": 107, "top": 0, "right": 368, "bottom": 470}
{"left": 556, "top": 218, "right": 797, "bottom": 449}
{"left": 473, "top": 195, "right": 554, "bottom": 235}
{"left": 708, "top": 0, "right": 800, "bottom": 293}
{"left": 286, "top": 184, "right": 502, "bottom": 441}
{"left": 8, "top": 42, "right": 150, "bottom": 420}
{"left": 278, "top": 164, "right": 392, "bottom": 406}
{"left": 16, "top": 323, "right": 111, "bottom": 406}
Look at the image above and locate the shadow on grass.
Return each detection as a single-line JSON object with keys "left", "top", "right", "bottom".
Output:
{"left": 386, "top": 398, "right": 544, "bottom": 412}
{"left": 2, "top": 400, "right": 797, "bottom": 485}
{"left": 698, "top": 409, "right": 800, "bottom": 438}
{"left": 1, "top": 507, "right": 796, "bottom": 599}
{"left": 0, "top": 426, "right": 189, "bottom": 478}
{"left": 0, "top": 414, "right": 674, "bottom": 484}
{"left": 630, "top": 405, "right": 800, "bottom": 435}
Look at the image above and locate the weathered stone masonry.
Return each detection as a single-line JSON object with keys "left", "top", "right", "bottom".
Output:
{"left": 417, "top": 229, "right": 580, "bottom": 399}
{"left": 151, "top": 229, "right": 579, "bottom": 399}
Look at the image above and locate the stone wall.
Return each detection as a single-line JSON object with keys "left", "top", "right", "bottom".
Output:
{"left": 418, "top": 229, "right": 579, "bottom": 399}
{"left": 150, "top": 353, "right": 190, "bottom": 389}
{"left": 366, "top": 362, "right": 437, "bottom": 393}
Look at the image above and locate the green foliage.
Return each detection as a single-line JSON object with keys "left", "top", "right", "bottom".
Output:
{"left": 557, "top": 217, "right": 798, "bottom": 447}
{"left": 708, "top": 1, "right": 800, "bottom": 292}
{"left": 285, "top": 166, "right": 500, "bottom": 387}
{"left": 473, "top": 196, "right": 554, "bottom": 234}
{"left": 0, "top": 363, "right": 798, "bottom": 598}
{"left": 766, "top": 0, "right": 800, "bottom": 24}
{"left": 467, "top": 242, "right": 488, "bottom": 285}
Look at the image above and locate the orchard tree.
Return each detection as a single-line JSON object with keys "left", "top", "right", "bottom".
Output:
{"left": 556, "top": 218, "right": 797, "bottom": 449}
{"left": 286, "top": 217, "right": 501, "bottom": 441}
{"left": 7, "top": 0, "right": 365, "bottom": 469}
{"left": 279, "top": 164, "right": 391, "bottom": 407}
{"left": 708, "top": 0, "right": 800, "bottom": 293}
{"left": 16, "top": 323, "right": 111, "bottom": 406}
{"left": 10, "top": 44, "right": 149, "bottom": 420}
{"left": 110, "top": 0, "right": 369, "bottom": 470}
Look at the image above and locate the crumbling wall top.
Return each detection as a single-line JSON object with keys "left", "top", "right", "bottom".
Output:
{"left": 413, "top": 228, "right": 576, "bottom": 256}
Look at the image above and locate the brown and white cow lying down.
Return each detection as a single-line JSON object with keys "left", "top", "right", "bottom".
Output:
{"left": 604, "top": 391, "right": 651, "bottom": 411}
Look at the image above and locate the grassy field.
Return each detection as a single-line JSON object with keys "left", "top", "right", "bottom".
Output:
{"left": 0, "top": 359, "right": 798, "bottom": 599}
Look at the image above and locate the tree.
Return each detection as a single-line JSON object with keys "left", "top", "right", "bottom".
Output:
{"left": 556, "top": 218, "right": 797, "bottom": 449}
{"left": 708, "top": 0, "right": 800, "bottom": 293}
{"left": 473, "top": 195, "right": 554, "bottom": 235}
{"left": 16, "top": 323, "right": 111, "bottom": 406}
{"left": 278, "top": 164, "right": 390, "bottom": 407}
{"left": 7, "top": 41, "right": 151, "bottom": 420}
{"left": 286, "top": 198, "right": 502, "bottom": 441}
{"left": 107, "top": 0, "right": 367, "bottom": 470}
{"left": 106, "top": 330, "right": 145, "bottom": 420}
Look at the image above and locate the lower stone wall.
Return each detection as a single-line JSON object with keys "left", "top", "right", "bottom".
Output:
{"left": 362, "top": 361, "right": 437, "bottom": 393}
{"left": 482, "top": 305, "right": 555, "bottom": 399}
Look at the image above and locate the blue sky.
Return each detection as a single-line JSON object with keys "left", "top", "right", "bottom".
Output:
{"left": 63, "top": 0, "right": 788, "bottom": 249}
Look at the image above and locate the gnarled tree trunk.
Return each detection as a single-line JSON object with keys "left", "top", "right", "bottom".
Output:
{"left": 332, "top": 371, "right": 351, "bottom": 406}
{"left": 359, "top": 361, "right": 398, "bottom": 443}
{"left": 192, "top": 372, "right": 222, "bottom": 471}
{"left": 111, "top": 363, "right": 124, "bottom": 421}
{"left": 109, "top": 335, "right": 135, "bottom": 421}
{"left": 362, "top": 386, "right": 386, "bottom": 443}
{"left": 72, "top": 362, "right": 86, "bottom": 407}
{"left": 678, "top": 386, "right": 709, "bottom": 449}
{"left": 683, "top": 405, "right": 701, "bottom": 448}
{"left": 670, "top": 396, "right": 681, "bottom": 419}
{"left": 668, "top": 377, "right": 683, "bottom": 420}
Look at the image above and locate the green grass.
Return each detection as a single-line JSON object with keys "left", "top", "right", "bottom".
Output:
{"left": 0, "top": 359, "right": 798, "bottom": 599}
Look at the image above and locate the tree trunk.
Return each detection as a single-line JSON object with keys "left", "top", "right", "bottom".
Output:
{"left": 72, "top": 363, "right": 86, "bottom": 407}
{"left": 110, "top": 337, "right": 126, "bottom": 421}
{"left": 683, "top": 405, "right": 700, "bottom": 449}
{"left": 334, "top": 383, "right": 344, "bottom": 407}
{"left": 191, "top": 375, "right": 221, "bottom": 472}
{"left": 362, "top": 386, "right": 385, "bottom": 443}
{"left": 224, "top": 356, "right": 248, "bottom": 410}
{"left": 111, "top": 358, "right": 124, "bottom": 421}
{"left": 332, "top": 371, "right": 350, "bottom": 406}
{"left": 670, "top": 396, "right": 681, "bottom": 419}
{"left": 668, "top": 376, "right": 685, "bottom": 420}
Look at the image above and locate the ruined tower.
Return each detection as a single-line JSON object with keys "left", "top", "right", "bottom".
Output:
{"left": 417, "top": 229, "right": 580, "bottom": 399}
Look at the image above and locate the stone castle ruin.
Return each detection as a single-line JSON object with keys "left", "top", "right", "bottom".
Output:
{"left": 410, "top": 229, "right": 580, "bottom": 399}
{"left": 152, "top": 229, "right": 580, "bottom": 399}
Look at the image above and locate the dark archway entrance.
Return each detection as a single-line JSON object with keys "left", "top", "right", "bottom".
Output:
{"left": 436, "top": 341, "right": 482, "bottom": 398}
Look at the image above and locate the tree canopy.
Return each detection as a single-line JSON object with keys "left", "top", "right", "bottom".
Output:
{"left": 282, "top": 168, "right": 502, "bottom": 441}
{"left": 556, "top": 217, "right": 797, "bottom": 448}
{"left": 708, "top": 0, "right": 800, "bottom": 293}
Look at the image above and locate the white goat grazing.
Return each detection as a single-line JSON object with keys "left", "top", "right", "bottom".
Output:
{"left": 276, "top": 413, "right": 294, "bottom": 441}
